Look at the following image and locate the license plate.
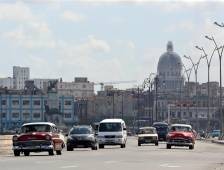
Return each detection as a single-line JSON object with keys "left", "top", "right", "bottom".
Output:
{"left": 77, "top": 145, "right": 84, "bottom": 148}
{"left": 55, "top": 143, "right": 61, "bottom": 150}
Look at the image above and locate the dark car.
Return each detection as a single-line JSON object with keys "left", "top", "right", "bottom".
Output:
{"left": 66, "top": 125, "right": 98, "bottom": 151}
{"left": 152, "top": 122, "right": 169, "bottom": 141}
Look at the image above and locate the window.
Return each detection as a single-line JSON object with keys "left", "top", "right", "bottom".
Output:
{"left": 23, "top": 100, "right": 30, "bottom": 105}
{"left": 12, "top": 113, "right": 19, "bottom": 118}
{"left": 82, "top": 84, "right": 86, "bottom": 88}
{"left": 64, "top": 113, "right": 72, "bottom": 118}
{"left": 23, "top": 113, "right": 30, "bottom": 120}
{"left": 1, "top": 100, "right": 6, "bottom": 105}
{"left": 2, "top": 113, "right": 6, "bottom": 118}
{"left": 65, "top": 100, "right": 71, "bottom": 105}
{"left": 12, "top": 100, "right": 19, "bottom": 105}
{"left": 33, "top": 100, "right": 40, "bottom": 106}
{"left": 33, "top": 113, "right": 41, "bottom": 119}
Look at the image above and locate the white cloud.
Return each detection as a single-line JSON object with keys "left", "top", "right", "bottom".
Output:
{"left": 166, "top": 20, "right": 195, "bottom": 32}
{"left": 127, "top": 41, "right": 136, "bottom": 49}
{"left": 2, "top": 23, "right": 56, "bottom": 49}
{"left": 61, "top": 11, "right": 85, "bottom": 22}
{"left": 0, "top": 2, "right": 34, "bottom": 21}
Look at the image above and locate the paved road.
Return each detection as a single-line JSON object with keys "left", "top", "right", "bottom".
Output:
{"left": 0, "top": 137, "right": 224, "bottom": 170}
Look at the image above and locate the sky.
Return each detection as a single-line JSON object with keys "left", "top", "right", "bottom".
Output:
{"left": 0, "top": 0, "right": 224, "bottom": 90}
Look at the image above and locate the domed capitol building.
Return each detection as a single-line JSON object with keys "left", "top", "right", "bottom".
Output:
{"left": 157, "top": 41, "right": 184, "bottom": 92}
{"left": 153, "top": 41, "right": 219, "bottom": 130}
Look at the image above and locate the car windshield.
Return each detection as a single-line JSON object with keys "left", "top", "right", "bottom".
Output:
{"left": 70, "top": 127, "right": 91, "bottom": 134}
{"left": 170, "top": 126, "right": 192, "bottom": 132}
{"left": 154, "top": 126, "right": 168, "bottom": 132}
{"left": 99, "top": 123, "right": 122, "bottom": 132}
{"left": 139, "top": 128, "right": 155, "bottom": 134}
{"left": 21, "top": 124, "right": 51, "bottom": 133}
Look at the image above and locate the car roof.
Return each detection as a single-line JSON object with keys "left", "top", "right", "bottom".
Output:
{"left": 153, "top": 122, "right": 168, "bottom": 125}
{"left": 72, "top": 125, "right": 91, "bottom": 128}
{"left": 100, "top": 119, "right": 125, "bottom": 123}
{"left": 22, "top": 122, "right": 56, "bottom": 127}
{"left": 171, "top": 124, "right": 192, "bottom": 128}
{"left": 139, "top": 126, "right": 156, "bottom": 130}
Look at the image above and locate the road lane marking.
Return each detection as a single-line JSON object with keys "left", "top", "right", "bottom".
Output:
{"left": 60, "top": 165, "right": 78, "bottom": 169}
{"left": 104, "top": 160, "right": 119, "bottom": 164}
{"left": 160, "top": 163, "right": 181, "bottom": 168}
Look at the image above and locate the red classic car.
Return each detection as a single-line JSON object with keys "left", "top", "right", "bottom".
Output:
{"left": 12, "top": 122, "right": 65, "bottom": 156}
{"left": 166, "top": 124, "right": 195, "bottom": 150}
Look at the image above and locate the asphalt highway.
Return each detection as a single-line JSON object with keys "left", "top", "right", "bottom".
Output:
{"left": 0, "top": 137, "right": 224, "bottom": 170}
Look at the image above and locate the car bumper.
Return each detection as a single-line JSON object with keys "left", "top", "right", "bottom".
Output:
{"left": 13, "top": 145, "right": 54, "bottom": 152}
{"left": 138, "top": 139, "right": 158, "bottom": 144}
{"left": 167, "top": 141, "right": 193, "bottom": 146}
{"left": 67, "top": 140, "right": 96, "bottom": 148}
{"left": 98, "top": 138, "right": 124, "bottom": 145}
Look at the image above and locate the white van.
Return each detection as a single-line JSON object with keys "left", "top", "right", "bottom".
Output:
{"left": 97, "top": 119, "right": 127, "bottom": 148}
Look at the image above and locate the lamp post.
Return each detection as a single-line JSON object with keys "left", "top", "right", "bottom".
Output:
{"left": 182, "top": 63, "right": 194, "bottom": 117}
{"left": 195, "top": 45, "right": 216, "bottom": 132}
{"left": 183, "top": 55, "right": 204, "bottom": 131}
{"left": 143, "top": 73, "right": 155, "bottom": 125}
{"left": 205, "top": 29, "right": 224, "bottom": 138}
{"left": 154, "top": 76, "right": 159, "bottom": 122}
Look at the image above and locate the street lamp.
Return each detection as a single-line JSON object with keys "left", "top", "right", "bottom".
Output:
{"left": 183, "top": 55, "right": 204, "bottom": 131}
{"left": 143, "top": 73, "right": 155, "bottom": 125}
{"left": 205, "top": 31, "right": 224, "bottom": 138}
{"left": 182, "top": 63, "right": 194, "bottom": 117}
{"left": 195, "top": 45, "right": 216, "bottom": 132}
{"left": 154, "top": 76, "right": 159, "bottom": 122}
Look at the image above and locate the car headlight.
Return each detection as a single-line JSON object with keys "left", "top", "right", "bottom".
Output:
{"left": 12, "top": 136, "right": 18, "bottom": 141}
{"left": 45, "top": 135, "right": 51, "bottom": 140}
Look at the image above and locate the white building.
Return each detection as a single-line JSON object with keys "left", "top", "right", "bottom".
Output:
{"left": 0, "top": 77, "right": 14, "bottom": 89}
{"left": 57, "top": 77, "right": 94, "bottom": 99}
{"left": 13, "top": 66, "right": 30, "bottom": 90}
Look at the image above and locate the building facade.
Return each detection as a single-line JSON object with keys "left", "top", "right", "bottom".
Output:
{"left": 0, "top": 93, "right": 76, "bottom": 132}
{"left": 13, "top": 66, "right": 30, "bottom": 90}
{"left": 57, "top": 77, "right": 94, "bottom": 99}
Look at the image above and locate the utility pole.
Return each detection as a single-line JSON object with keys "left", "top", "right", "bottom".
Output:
{"left": 137, "top": 87, "right": 140, "bottom": 130}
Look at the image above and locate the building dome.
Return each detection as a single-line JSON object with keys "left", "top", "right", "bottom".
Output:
{"left": 157, "top": 41, "right": 182, "bottom": 74}
{"left": 156, "top": 41, "right": 184, "bottom": 91}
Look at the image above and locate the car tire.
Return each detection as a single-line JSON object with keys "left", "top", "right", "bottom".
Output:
{"left": 99, "top": 144, "right": 104, "bottom": 149}
{"left": 56, "top": 150, "right": 62, "bottom": 155}
{"left": 189, "top": 145, "right": 194, "bottom": 150}
{"left": 92, "top": 145, "right": 98, "bottom": 150}
{"left": 138, "top": 142, "right": 141, "bottom": 146}
{"left": 48, "top": 149, "right": 54, "bottom": 156}
{"left": 121, "top": 143, "right": 126, "bottom": 148}
{"left": 155, "top": 141, "right": 159, "bottom": 146}
{"left": 14, "top": 150, "right": 20, "bottom": 157}
{"left": 24, "top": 151, "right": 30, "bottom": 156}
{"left": 166, "top": 144, "right": 171, "bottom": 149}
{"left": 67, "top": 146, "right": 73, "bottom": 151}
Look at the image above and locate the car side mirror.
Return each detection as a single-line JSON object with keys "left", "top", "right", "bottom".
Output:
{"left": 123, "top": 127, "right": 127, "bottom": 131}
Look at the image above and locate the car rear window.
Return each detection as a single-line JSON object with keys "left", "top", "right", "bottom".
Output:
{"left": 21, "top": 125, "right": 51, "bottom": 133}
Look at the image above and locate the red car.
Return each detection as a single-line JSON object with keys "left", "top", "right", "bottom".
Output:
{"left": 12, "top": 122, "right": 65, "bottom": 156}
{"left": 166, "top": 124, "right": 195, "bottom": 150}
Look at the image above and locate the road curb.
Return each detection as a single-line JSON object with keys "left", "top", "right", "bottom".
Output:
{"left": 211, "top": 140, "right": 224, "bottom": 145}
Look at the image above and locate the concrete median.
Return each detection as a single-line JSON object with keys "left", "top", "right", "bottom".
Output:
{"left": 0, "top": 135, "right": 12, "bottom": 155}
